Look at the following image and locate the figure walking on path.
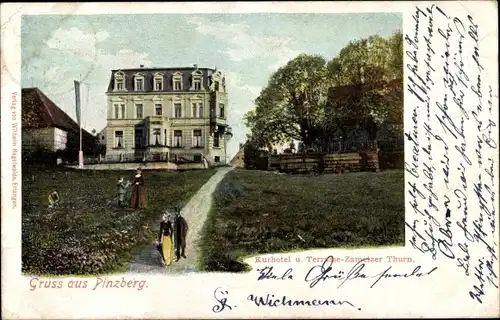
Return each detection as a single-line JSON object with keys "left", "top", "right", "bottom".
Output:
{"left": 157, "top": 212, "right": 174, "bottom": 266}
{"left": 172, "top": 206, "right": 189, "bottom": 262}
{"left": 130, "top": 168, "right": 147, "bottom": 209}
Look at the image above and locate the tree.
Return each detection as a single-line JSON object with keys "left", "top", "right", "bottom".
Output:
{"left": 244, "top": 54, "right": 330, "bottom": 148}
{"left": 324, "top": 31, "right": 404, "bottom": 143}
{"left": 327, "top": 31, "right": 402, "bottom": 87}
{"left": 245, "top": 31, "right": 404, "bottom": 152}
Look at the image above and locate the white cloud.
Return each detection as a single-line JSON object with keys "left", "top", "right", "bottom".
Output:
{"left": 44, "top": 66, "right": 69, "bottom": 84}
{"left": 224, "top": 70, "right": 261, "bottom": 100}
{"left": 98, "top": 49, "right": 152, "bottom": 71}
{"left": 35, "top": 27, "right": 152, "bottom": 133}
{"left": 45, "top": 27, "right": 110, "bottom": 62}
{"left": 187, "top": 16, "right": 301, "bottom": 71}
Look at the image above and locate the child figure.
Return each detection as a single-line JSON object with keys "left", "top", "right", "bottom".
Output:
{"left": 117, "top": 177, "right": 131, "bottom": 207}
{"left": 48, "top": 190, "right": 60, "bottom": 208}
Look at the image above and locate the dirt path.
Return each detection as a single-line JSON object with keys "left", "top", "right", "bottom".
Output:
{"left": 128, "top": 166, "right": 233, "bottom": 274}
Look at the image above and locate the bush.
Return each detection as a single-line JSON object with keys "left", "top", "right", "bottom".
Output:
{"left": 380, "top": 151, "right": 404, "bottom": 170}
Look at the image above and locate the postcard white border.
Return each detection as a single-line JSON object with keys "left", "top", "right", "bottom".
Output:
{"left": 1, "top": 1, "right": 499, "bottom": 319}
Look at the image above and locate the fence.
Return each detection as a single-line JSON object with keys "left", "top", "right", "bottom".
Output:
{"left": 305, "top": 138, "right": 404, "bottom": 153}
{"left": 268, "top": 151, "right": 380, "bottom": 174}
{"left": 307, "top": 140, "right": 378, "bottom": 153}
{"left": 76, "top": 152, "right": 205, "bottom": 166}
{"left": 244, "top": 138, "right": 404, "bottom": 173}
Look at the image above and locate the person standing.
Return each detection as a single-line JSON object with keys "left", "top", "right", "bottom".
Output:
{"left": 157, "top": 213, "right": 174, "bottom": 266}
{"left": 130, "top": 168, "right": 147, "bottom": 209}
{"left": 172, "top": 207, "right": 189, "bottom": 262}
{"left": 116, "top": 177, "right": 131, "bottom": 207}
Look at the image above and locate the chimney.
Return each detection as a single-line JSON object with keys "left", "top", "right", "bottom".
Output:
{"left": 193, "top": 64, "right": 198, "bottom": 69}
{"left": 140, "top": 64, "right": 144, "bottom": 68}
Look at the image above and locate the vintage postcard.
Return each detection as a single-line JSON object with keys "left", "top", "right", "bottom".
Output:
{"left": 1, "top": 1, "right": 498, "bottom": 319}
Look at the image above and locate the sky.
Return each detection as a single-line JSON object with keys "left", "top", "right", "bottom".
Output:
{"left": 21, "top": 13, "right": 401, "bottom": 159}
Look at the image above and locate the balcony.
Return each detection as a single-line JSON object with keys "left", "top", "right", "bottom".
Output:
{"left": 210, "top": 113, "right": 228, "bottom": 127}
{"left": 146, "top": 115, "right": 169, "bottom": 125}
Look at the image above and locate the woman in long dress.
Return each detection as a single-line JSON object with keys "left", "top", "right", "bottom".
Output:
{"left": 157, "top": 213, "right": 173, "bottom": 266}
{"left": 130, "top": 168, "right": 147, "bottom": 209}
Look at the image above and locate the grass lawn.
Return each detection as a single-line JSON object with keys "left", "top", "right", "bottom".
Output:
{"left": 22, "top": 165, "right": 216, "bottom": 275}
{"left": 199, "top": 169, "right": 404, "bottom": 272}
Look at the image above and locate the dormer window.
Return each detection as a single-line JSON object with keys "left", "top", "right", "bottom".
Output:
{"left": 155, "top": 79, "right": 162, "bottom": 90}
{"left": 172, "top": 72, "right": 183, "bottom": 91}
{"left": 134, "top": 72, "right": 145, "bottom": 91}
{"left": 210, "top": 71, "right": 223, "bottom": 92}
{"left": 154, "top": 72, "right": 164, "bottom": 91}
{"left": 193, "top": 78, "right": 201, "bottom": 90}
{"left": 190, "top": 70, "right": 203, "bottom": 91}
{"left": 136, "top": 79, "right": 143, "bottom": 91}
{"left": 114, "top": 71, "right": 126, "bottom": 92}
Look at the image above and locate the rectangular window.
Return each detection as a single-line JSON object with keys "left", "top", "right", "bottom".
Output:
{"left": 198, "top": 103, "right": 204, "bottom": 118}
{"left": 116, "top": 81, "right": 124, "bottom": 91}
{"left": 194, "top": 79, "right": 201, "bottom": 90}
{"left": 174, "top": 79, "right": 181, "bottom": 91}
{"left": 164, "top": 129, "right": 167, "bottom": 145}
{"left": 210, "top": 103, "right": 216, "bottom": 118}
{"left": 155, "top": 104, "right": 163, "bottom": 116}
{"left": 115, "top": 131, "right": 124, "bottom": 148}
{"left": 134, "top": 128, "right": 143, "bottom": 148}
{"left": 155, "top": 79, "right": 162, "bottom": 91}
{"left": 219, "top": 103, "right": 225, "bottom": 118}
{"left": 214, "top": 156, "right": 220, "bottom": 163}
{"left": 136, "top": 78, "right": 144, "bottom": 91}
{"left": 152, "top": 128, "right": 161, "bottom": 145}
{"left": 214, "top": 81, "right": 219, "bottom": 91}
{"left": 136, "top": 104, "right": 143, "bottom": 118}
{"left": 193, "top": 129, "right": 202, "bottom": 147}
{"left": 174, "top": 130, "right": 182, "bottom": 147}
{"left": 174, "top": 103, "right": 182, "bottom": 118}
{"left": 114, "top": 104, "right": 119, "bottom": 119}
{"left": 213, "top": 131, "right": 220, "bottom": 147}
{"left": 192, "top": 103, "right": 197, "bottom": 118}
{"left": 120, "top": 104, "right": 125, "bottom": 119}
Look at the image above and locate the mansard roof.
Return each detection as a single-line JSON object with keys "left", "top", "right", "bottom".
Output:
{"left": 106, "top": 67, "right": 220, "bottom": 93}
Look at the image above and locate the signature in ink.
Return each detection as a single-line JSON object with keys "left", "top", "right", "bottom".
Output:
{"left": 212, "top": 287, "right": 234, "bottom": 313}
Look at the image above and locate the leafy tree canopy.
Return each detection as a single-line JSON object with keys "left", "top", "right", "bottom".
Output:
{"left": 245, "top": 31, "right": 403, "bottom": 149}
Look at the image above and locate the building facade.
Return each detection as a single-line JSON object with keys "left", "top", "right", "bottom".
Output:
{"left": 105, "top": 65, "right": 231, "bottom": 164}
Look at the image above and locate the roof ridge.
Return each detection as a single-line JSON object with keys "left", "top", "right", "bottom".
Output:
{"left": 34, "top": 88, "right": 56, "bottom": 125}
{"left": 111, "top": 67, "right": 217, "bottom": 71}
